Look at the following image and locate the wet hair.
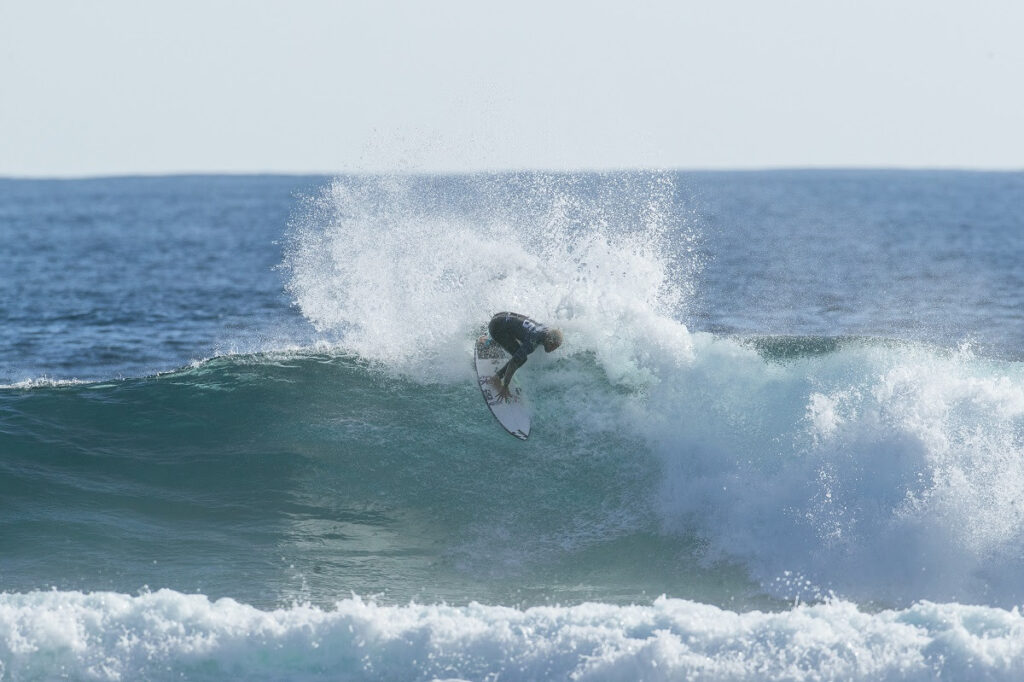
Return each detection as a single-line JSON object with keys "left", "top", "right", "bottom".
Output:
{"left": 544, "top": 328, "right": 563, "bottom": 351}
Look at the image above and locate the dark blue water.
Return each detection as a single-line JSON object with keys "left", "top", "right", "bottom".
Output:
{"left": 2, "top": 171, "right": 1024, "bottom": 681}
{"left": 0, "top": 176, "right": 323, "bottom": 383}
{"left": 3, "top": 172, "right": 1021, "bottom": 387}
{"left": 690, "top": 171, "right": 1024, "bottom": 354}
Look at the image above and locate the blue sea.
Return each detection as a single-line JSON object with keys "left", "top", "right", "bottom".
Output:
{"left": 2, "top": 170, "right": 1024, "bottom": 680}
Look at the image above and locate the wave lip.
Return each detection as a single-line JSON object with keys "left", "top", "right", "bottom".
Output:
{"left": 2, "top": 589, "right": 1024, "bottom": 681}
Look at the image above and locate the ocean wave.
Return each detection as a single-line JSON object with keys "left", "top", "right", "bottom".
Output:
{"left": 4, "top": 337, "right": 1024, "bottom": 610}
{"left": 5, "top": 171, "right": 1024, "bottom": 610}
{"left": 2, "top": 589, "right": 1022, "bottom": 682}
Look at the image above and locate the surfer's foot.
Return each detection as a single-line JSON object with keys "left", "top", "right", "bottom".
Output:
{"left": 490, "top": 377, "right": 511, "bottom": 401}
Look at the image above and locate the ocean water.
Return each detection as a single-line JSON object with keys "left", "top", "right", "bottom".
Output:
{"left": 1, "top": 170, "right": 1023, "bottom": 680}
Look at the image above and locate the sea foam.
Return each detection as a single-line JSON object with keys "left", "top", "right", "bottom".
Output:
{"left": 281, "top": 172, "right": 698, "bottom": 383}
{"left": 2, "top": 589, "right": 1023, "bottom": 681}
{"left": 648, "top": 337, "right": 1024, "bottom": 606}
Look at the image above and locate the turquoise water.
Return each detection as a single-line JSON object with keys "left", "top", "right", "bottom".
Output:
{"left": 2, "top": 171, "right": 1024, "bottom": 680}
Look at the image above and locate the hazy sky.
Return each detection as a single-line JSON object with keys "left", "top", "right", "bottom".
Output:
{"left": 2, "top": 0, "right": 1022, "bottom": 176}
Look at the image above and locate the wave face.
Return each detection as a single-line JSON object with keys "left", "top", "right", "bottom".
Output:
{"left": 5, "top": 339, "right": 1024, "bottom": 613}
{"left": 0, "top": 352, "right": 734, "bottom": 609}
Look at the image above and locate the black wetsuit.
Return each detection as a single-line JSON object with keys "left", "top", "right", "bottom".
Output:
{"left": 488, "top": 312, "right": 550, "bottom": 380}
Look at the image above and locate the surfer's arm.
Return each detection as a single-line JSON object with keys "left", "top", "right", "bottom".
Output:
{"left": 494, "top": 339, "right": 533, "bottom": 397}
{"left": 498, "top": 356, "right": 525, "bottom": 387}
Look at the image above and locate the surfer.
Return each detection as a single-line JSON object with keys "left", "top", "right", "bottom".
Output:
{"left": 488, "top": 312, "right": 563, "bottom": 399}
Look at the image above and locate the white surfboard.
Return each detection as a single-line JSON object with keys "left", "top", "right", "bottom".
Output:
{"left": 474, "top": 335, "right": 530, "bottom": 440}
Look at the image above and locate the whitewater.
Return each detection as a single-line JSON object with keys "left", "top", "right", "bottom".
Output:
{"left": 2, "top": 171, "right": 1024, "bottom": 680}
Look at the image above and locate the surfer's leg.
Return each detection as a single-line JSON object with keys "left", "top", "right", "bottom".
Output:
{"left": 488, "top": 318, "right": 520, "bottom": 357}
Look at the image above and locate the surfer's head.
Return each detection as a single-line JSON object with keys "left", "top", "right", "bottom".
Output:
{"left": 543, "top": 328, "right": 563, "bottom": 353}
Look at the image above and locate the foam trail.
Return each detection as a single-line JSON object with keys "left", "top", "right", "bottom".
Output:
{"left": 3, "top": 589, "right": 1024, "bottom": 681}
